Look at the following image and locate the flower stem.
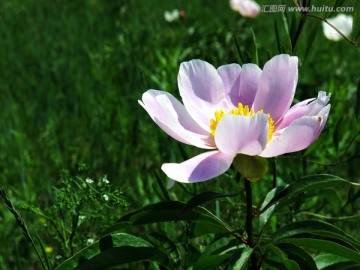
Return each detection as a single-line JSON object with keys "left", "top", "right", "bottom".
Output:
{"left": 245, "top": 178, "right": 257, "bottom": 269}
{"left": 245, "top": 179, "right": 253, "bottom": 247}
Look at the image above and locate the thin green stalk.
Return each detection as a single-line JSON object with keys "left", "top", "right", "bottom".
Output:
{"left": 244, "top": 179, "right": 257, "bottom": 269}
{"left": 272, "top": 158, "right": 277, "bottom": 188}
{"left": 0, "top": 186, "right": 48, "bottom": 270}
{"left": 292, "top": 14, "right": 307, "bottom": 52}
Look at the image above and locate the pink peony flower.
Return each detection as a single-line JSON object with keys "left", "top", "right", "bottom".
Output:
{"left": 230, "top": 0, "right": 260, "bottom": 18}
{"left": 139, "top": 55, "right": 330, "bottom": 183}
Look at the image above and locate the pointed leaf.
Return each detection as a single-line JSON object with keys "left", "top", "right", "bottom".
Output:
{"left": 315, "top": 254, "right": 349, "bottom": 269}
{"left": 179, "top": 191, "right": 240, "bottom": 219}
{"left": 267, "top": 245, "right": 300, "bottom": 270}
{"left": 356, "top": 78, "right": 360, "bottom": 119}
{"left": 105, "top": 201, "right": 233, "bottom": 237}
{"left": 193, "top": 254, "right": 231, "bottom": 270}
{"left": 270, "top": 220, "right": 360, "bottom": 250}
{"left": 258, "top": 186, "right": 286, "bottom": 234}
{"left": 352, "top": 1, "right": 360, "bottom": 40}
{"left": 277, "top": 238, "right": 360, "bottom": 263}
{"left": 55, "top": 233, "right": 175, "bottom": 270}
{"left": 260, "top": 175, "right": 360, "bottom": 213}
{"left": 230, "top": 247, "right": 253, "bottom": 270}
{"left": 277, "top": 243, "right": 317, "bottom": 270}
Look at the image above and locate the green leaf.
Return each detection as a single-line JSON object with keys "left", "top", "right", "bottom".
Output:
{"left": 274, "top": 19, "right": 282, "bottom": 54}
{"left": 266, "top": 245, "right": 300, "bottom": 270}
{"left": 105, "top": 201, "right": 232, "bottom": 237}
{"left": 315, "top": 254, "right": 349, "bottom": 269}
{"left": 333, "top": 116, "right": 344, "bottom": 154}
{"left": 193, "top": 254, "right": 231, "bottom": 270}
{"left": 179, "top": 191, "right": 240, "bottom": 219}
{"left": 153, "top": 172, "right": 171, "bottom": 201}
{"left": 55, "top": 233, "right": 175, "bottom": 270}
{"left": 260, "top": 174, "right": 360, "bottom": 213}
{"left": 270, "top": 220, "right": 360, "bottom": 250}
{"left": 333, "top": 0, "right": 346, "bottom": 10}
{"left": 304, "top": 23, "right": 318, "bottom": 60}
{"left": 258, "top": 186, "right": 286, "bottom": 234}
{"left": 146, "top": 232, "right": 181, "bottom": 267}
{"left": 233, "top": 34, "right": 244, "bottom": 65}
{"left": 250, "top": 28, "right": 258, "bottom": 65}
{"left": 277, "top": 243, "right": 317, "bottom": 270}
{"left": 230, "top": 247, "right": 253, "bottom": 270}
{"left": 278, "top": 238, "right": 360, "bottom": 263}
{"left": 352, "top": 1, "right": 360, "bottom": 40}
{"left": 356, "top": 78, "right": 360, "bottom": 119}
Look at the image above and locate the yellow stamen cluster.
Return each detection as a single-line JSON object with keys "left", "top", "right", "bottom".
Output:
{"left": 210, "top": 103, "right": 274, "bottom": 142}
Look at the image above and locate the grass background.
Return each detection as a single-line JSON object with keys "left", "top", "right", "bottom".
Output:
{"left": 0, "top": 0, "right": 359, "bottom": 268}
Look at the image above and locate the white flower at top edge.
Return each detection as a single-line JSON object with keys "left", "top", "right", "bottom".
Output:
{"left": 103, "top": 194, "right": 109, "bottom": 201}
{"left": 230, "top": 0, "right": 260, "bottom": 18}
{"left": 323, "top": 14, "right": 353, "bottom": 41}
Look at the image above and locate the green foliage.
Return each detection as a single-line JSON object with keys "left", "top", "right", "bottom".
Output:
{"left": 0, "top": 0, "right": 360, "bottom": 269}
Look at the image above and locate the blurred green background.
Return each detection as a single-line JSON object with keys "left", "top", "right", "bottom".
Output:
{"left": 0, "top": 0, "right": 359, "bottom": 268}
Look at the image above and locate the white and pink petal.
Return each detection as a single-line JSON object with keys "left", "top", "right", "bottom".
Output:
{"left": 178, "top": 60, "right": 229, "bottom": 131}
{"left": 275, "top": 91, "right": 330, "bottom": 131}
{"left": 161, "top": 150, "right": 235, "bottom": 183}
{"left": 253, "top": 54, "right": 298, "bottom": 123}
{"left": 214, "top": 113, "right": 269, "bottom": 156}
{"left": 260, "top": 113, "right": 329, "bottom": 157}
{"left": 139, "top": 90, "right": 215, "bottom": 149}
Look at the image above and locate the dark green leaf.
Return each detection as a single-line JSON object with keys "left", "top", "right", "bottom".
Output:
{"left": 356, "top": 79, "right": 360, "bottom": 118}
{"left": 258, "top": 186, "right": 286, "bottom": 234}
{"left": 275, "top": 19, "right": 282, "bottom": 54}
{"left": 304, "top": 24, "right": 318, "bottom": 60}
{"left": 250, "top": 28, "right": 258, "bottom": 65}
{"left": 315, "top": 254, "right": 349, "bottom": 269}
{"left": 179, "top": 191, "right": 240, "bottom": 219}
{"left": 277, "top": 243, "right": 317, "bottom": 270}
{"left": 333, "top": 116, "right": 344, "bottom": 154}
{"left": 55, "top": 233, "right": 174, "bottom": 270}
{"left": 266, "top": 245, "right": 300, "bottom": 270}
{"left": 233, "top": 34, "right": 244, "bottom": 65}
{"left": 260, "top": 175, "right": 360, "bottom": 213}
{"left": 352, "top": 1, "right": 360, "bottom": 40}
{"left": 154, "top": 172, "right": 171, "bottom": 201}
{"left": 146, "top": 232, "right": 181, "bottom": 267}
{"left": 278, "top": 238, "right": 360, "bottom": 263}
{"left": 333, "top": 0, "right": 346, "bottom": 10}
{"left": 105, "top": 201, "right": 233, "bottom": 237}
{"left": 193, "top": 254, "right": 231, "bottom": 270}
{"left": 270, "top": 220, "right": 360, "bottom": 250}
{"left": 230, "top": 247, "right": 253, "bottom": 270}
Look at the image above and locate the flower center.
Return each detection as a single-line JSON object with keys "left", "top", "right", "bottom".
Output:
{"left": 209, "top": 103, "right": 274, "bottom": 141}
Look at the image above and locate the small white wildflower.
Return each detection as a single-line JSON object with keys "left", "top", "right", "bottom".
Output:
{"left": 164, "top": 9, "right": 180, "bottom": 22}
{"left": 103, "top": 194, "right": 109, "bottom": 201}
{"left": 86, "top": 238, "right": 95, "bottom": 245}
{"left": 79, "top": 215, "right": 86, "bottom": 220}
{"left": 55, "top": 255, "right": 62, "bottom": 260}
{"left": 102, "top": 177, "right": 110, "bottom": 184}
{"left": 85, "top": 178, "right": 94, "bottom": 184}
